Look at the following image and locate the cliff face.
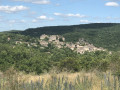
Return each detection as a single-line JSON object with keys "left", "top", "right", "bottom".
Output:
{"left": 39, "top": 34, "right": 105, "bottom": 53}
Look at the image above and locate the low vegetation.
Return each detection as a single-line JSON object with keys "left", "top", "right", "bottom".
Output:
{"left": 0, "top": 42, "right": 120, "bottom": 76}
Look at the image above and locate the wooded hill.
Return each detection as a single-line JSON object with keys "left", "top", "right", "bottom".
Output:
{"left": 0, "top": 23, "right": 120, "bottom": 74}
{"left": 11, "top": 23, "right": 120, "bottom": 51}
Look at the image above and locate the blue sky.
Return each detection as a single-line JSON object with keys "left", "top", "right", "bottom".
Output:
{"left": 0, "top": 0, "right": 120, "bottom": 31}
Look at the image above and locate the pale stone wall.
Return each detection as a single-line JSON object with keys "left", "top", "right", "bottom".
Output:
{"left": 15, "top": 41, "right": 22, "bottom": 44}
{"left": 49, "top": 35, "right": 57, "bottom": 42}
{"left": 8, "top": 37, "right": 11, "bottom": 41}
{"left": 40, "top": 41, "right": 48, "bottom": 47}
{"left": 40, "top": 34, "right": 49, "bottom": 40}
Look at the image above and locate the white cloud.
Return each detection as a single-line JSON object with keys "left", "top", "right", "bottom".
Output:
{"left": 37, "top": 15, "right": 47, "bottom": 20}
{"left": 54, "top": 13, "right": 87, "bottom": 18}
{"left": 105, "top": 2, "right": 119, "bottom": 7}
{"left": 106, "top": 0, "right": 120, "bottom": 1}
{"left": 13, "top": 0, "right": 50, "bottom": 4}
{"left": 106, "top": 16, "right": 120, "bottom": 20}
{"left": 96, "top": 21, "right": 102, "bottom": 23}
{"left": 80, "top": 20, "right": 90, "bottom": 23}
{"left": 37, "top": 15, "right": 54, "bottom": 20}
{"left": 54, "top": 13, "right": 62, "bottom": 16}
{"left": 67, "top": 13, "right": 86, "bottom": 18}
{"left": 0, "top": 5, "right": 28, "bottom": 13}
{"left": 32, "top": 0, "right": 50, "bottom": 4}
{"left": 32, "top": 15, "right": 54, "bottom": 22}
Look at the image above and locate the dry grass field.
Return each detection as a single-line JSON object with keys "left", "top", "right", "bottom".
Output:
{"left": 0, "top": 68, "right": 119, "bottom": 90}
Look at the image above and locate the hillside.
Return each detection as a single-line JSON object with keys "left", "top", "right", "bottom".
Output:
{"left": 0, "top": 23, "right": 120, "bottom": 74}
{"left": 12, "top": 23, "right": 120, "bottom": 51}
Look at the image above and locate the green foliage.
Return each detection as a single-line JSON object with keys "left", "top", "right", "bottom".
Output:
{"left": 0, "top": 23, "right": 120, "bottom": 74}
{"left": 59, "top": 57, "right": 81, "bottom": 72}
{"left": 59, "top": 38, "right": 63, "bottom": 42}
{"left": 77, "top": 51, "right": 110, "bottom": 71}
{"left": 44, "top": 37, "right": 49, "bottom": 41}
{"left": 0, "top": 42, "right": 112, "bottom": 74}
{"left": 110, "top": 52, "right": 120, "bottom": 76}
{"left": 13, "top": 23, "right": 120, "bottom": 51}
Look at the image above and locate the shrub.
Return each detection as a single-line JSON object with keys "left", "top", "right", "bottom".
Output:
{"left": 59, "top": 57, "right": 81, "bottom": 72}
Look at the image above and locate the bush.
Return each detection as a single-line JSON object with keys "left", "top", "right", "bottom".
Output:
{"left": 59, "top": 57, "right": 81, "bottom": 72}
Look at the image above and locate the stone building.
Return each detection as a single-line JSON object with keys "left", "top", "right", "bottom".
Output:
{"left": 39, "top": 41, "right": 48, "bottom": 47}
{"left": 39, "top": 34, "right": 105, "bottom": 54}
{"left": 40, "top": 34, "right": 49, "bottom": 40}
{"left": 7, "top": 37, "right": 11, "bottom": 41}
{"left": 49, "top": 35, "right": 57, "bottom": 42}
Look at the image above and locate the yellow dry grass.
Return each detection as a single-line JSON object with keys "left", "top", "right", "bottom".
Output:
{"left": 20, "top": 71, "right": 108, "bottom": 90}
{"left": 2, "top": 68, "right": 118, "bottom": 90}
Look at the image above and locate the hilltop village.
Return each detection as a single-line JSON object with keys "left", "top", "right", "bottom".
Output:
{"left": 39, "top": 34, "right": 105, "bottom": 53}
{"left": 12, "top": 34, "right": 105, "bottom": 54}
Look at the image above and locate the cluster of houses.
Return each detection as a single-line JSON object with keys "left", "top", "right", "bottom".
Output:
{"left": 39, "top": 34, "right": 65, "bottom": 48}
{"left": 8, "top": 34, "right": 105, "bottom": 53}
{"left": 15, "top": 41, "right": 37, "bottom": 47}
{"left": 39, "top": 34, "right": 105, "bottom": 53}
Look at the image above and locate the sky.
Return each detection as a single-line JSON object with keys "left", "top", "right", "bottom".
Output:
{"left": 0, "top": 0, "right": 120, "bottom": 31}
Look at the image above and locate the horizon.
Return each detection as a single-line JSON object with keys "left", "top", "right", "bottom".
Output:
{"left": 1, "top": 22, "right": 119, "bottom": 32}
{"left": 0, "top": 0, "right": 120, "bottom": 31}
